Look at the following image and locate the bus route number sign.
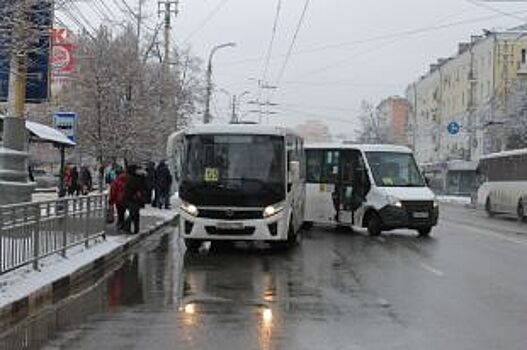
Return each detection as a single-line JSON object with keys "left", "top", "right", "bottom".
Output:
{"left": 204, "top": 168, "right": 219, "bottom": 182}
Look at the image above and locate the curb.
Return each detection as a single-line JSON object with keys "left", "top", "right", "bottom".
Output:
{"left": 0, "top": 215, "right": 178, "bottom": 330}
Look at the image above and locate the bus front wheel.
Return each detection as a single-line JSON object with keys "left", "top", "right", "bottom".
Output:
{"left": 184, "top": 239, "right": 202, "bottom": 253}
{"left": 486, "top": 198, "right": 494, "bottom": 217}
{"left": 367, "top": 213, "right": 382, "bottom": 237}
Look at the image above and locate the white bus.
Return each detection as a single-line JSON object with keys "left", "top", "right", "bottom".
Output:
{"left": 476, "top": 148, "right": 527, "bottom": 220}
{"left": 167, "top": 124, "right": 305, "bottom": 251}
{"left": 305, "top": 144, "right": 439, "bottom": 236}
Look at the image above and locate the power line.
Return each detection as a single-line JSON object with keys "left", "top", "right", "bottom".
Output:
{"left": 221, "top": 10, "right": 527, "bottom": 67}
{"left": 261, "top": 0, "right": 282, "bottom": 83}
{"left": 182, "top": 0, "right": 230, "bottom": 43}
{"left": 465, "top": 0, "right": 526, "bottom": 22}
{"left": 274, "top": 0, "right": 311, "bottom": 85}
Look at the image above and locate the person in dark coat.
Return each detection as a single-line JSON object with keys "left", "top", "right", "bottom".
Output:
{"left": 123, "top": 165, "right": 147, "bottom": 234}
{"left": 145, "top": 162, "right": 156, "bottom": 206}
{"left": 109, "top": 169, "right": 128, "bottom": 230}
{"left": 154, "top": 161, "right": 172, "bottom": 209}
{"left": 79, "top": 166, "right": 93, "bottom": 195}
{"left": 69, "top": 166, "right": 79, "bottom": 196}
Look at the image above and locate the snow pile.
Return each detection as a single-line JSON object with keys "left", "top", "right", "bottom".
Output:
{"left": 437, "top": 196, "right": 472, "bottom": 206}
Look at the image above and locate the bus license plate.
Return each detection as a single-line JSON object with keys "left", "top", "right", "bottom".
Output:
{"left": 413, "top": 212, "right": 429, "bottom": 219}
{"left": 217, "top": 222, "right": 244, "bottom": 230}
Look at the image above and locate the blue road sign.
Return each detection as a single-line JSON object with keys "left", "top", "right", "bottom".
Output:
{"left": 447, "top": 121, "right": 461, "bottom": 135}
{"left": 0, "top": 1, "right": 52, "bottom": 103}
{"left": 53, "top": 112, "right": 77, "bottom": 142}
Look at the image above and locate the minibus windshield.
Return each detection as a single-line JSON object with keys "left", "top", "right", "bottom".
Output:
{"left": 365, "top": 152, "right": 426, "bottom": 187}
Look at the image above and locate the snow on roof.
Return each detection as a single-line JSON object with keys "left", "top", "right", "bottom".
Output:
{"left": 480, "top": 148, "right": 527, "bottom": 160}
{"left": 186, "top": 123, "right": 292, "bottom": 136}
{"left": 0, "top": 115, "right": 76, "bottom": 147}
{"left": 26, "top": 120, "right": 76, "bottom": 146}
{"left": 305, "top": 142, "right": 413, "bottom": 153}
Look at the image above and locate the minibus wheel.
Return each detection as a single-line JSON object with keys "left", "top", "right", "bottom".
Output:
{"left": 367, "top": 213, "right": 382, "bottom": 236}
{"left": 517, "top": 200, "right": 525, "bottom": 222}
{"left": 184, "top": 239, "right": 202, "bottom": 253}
{"left": 417, "top": 227, "right": 432, "bottom": 237}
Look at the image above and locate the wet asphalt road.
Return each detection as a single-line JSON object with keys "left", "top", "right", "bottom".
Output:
{"left": 5, "top": 203, "right": 527, "bottom": 350}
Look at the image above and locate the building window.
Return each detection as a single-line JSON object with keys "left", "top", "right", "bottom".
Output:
{"left": 522, "top": 49, "right": 526, "bottom": 64}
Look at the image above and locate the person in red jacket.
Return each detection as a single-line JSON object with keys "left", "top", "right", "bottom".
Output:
{"left": 109, "top": 168, "right": 127, "bottom": 230}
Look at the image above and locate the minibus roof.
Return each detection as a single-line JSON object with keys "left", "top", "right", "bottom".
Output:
{"left": 305, "top": 143, "right": 413, "bottom": 154}
{"left": 185, "top": 124, "right": 293, "bottom": 136}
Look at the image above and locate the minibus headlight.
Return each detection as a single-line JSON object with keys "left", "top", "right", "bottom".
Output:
{"left": 433, "top": 200, "right": 439, "bottom": 208}
{"left": 263, "top": 203, "right": 284, "bottom": 218}
{"left": 180, "top": 202, "right": 199, "bottom": 217}
{"left": 387, "top": 196, "right": 403, "bottom": 208}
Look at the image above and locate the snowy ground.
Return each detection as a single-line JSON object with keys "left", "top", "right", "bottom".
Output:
{"left": 437, "top": 195, "right": 472, "bottom": 206}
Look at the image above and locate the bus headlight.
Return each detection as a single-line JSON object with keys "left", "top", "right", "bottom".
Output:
{"left": 263, "top": 203, "right": 284, "bottom": 218}
{"left": 181, "top": 202, "right": 199, "bottom": 217}
{"left": 433, "top": 200, "right": 439, "bottom": 208}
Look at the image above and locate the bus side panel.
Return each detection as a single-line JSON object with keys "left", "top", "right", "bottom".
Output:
{"left": 305, "top": 183, "right": 336, "bottom": 224}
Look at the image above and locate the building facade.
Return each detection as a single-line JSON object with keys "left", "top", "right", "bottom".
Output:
{"left": 406, "top": 29, "right": 527, "bottom": 164}
{"left": 376, "top": 96, "right": 411, "bottom": 146}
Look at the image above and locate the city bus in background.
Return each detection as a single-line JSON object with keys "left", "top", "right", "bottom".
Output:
{"left": 167, "top": 124, "right": 305, "bottom": 251}
{"left": 304, "top": 143, "right": 438, "bottom": 237}
{"left": 476, "top": 148, "right": 527, "bottom": 221}
{"left": 421, "top": 160, "right": 479, "bottom": 197}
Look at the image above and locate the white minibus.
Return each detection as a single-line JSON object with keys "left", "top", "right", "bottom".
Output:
{"left": 305, "top": 144, "right": 438, "bottom": 236}
{"left": 167, "top": 124, "right": 305, "bottom": 251}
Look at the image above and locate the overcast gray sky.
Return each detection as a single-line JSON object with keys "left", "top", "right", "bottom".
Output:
{"left": 68, "top": 0, "right": 527, "bottom": 137}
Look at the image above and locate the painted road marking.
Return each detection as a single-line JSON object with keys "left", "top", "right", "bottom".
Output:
{"left": 419, "top": 262, "right": 445, "bottom": 277}
{"left": 443, "top": 220, "right": 527, "bottom": 248}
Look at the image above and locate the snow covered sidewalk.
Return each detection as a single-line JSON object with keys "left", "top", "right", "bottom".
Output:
{"left": 436, "top": 195, "right": 473, "bottom": 206}
{"left": 0, "top": 206, "right": 178, "bottom": 324}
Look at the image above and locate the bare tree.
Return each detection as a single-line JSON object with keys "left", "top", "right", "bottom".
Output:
{"left": 356, "top": 100, "right": 392, "bottom": 144}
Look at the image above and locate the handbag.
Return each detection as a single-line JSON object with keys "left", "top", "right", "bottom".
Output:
{"left": 106, "top": 205, "right": 115, "bottom": 223}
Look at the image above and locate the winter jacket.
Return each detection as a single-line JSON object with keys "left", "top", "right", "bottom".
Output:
{"left": 124, "top": 172, "right": 147, "bottom": 208}
{"left": 154, "top": 162, "right": 172, "bottom": 193}
{"left": 109, "top": 173, "right": 128, "bottom": 206}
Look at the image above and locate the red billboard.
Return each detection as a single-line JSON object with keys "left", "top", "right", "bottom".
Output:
{"left": 52, "top": 28, "right": 75, "bottom": 77}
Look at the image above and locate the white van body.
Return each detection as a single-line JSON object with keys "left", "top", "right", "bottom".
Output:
{"left": 167, "top": 124, "right": 305, "bottom": 250}
{"left": 305, "top": 144, "right": 438, "bottom": 236}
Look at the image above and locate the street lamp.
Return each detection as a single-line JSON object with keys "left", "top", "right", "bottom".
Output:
{"left": 203, "top": 42, "right": 236, "bottom": 124}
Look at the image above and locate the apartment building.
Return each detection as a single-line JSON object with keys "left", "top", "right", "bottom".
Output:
{"left": 376, "top": 96, "right": 411, "bottom": 146}
{"left": 406, "top": 29, "right": 527, "bottom": 164}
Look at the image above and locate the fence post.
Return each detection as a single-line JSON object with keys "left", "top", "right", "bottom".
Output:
{"left": 62, "top": 198, "right": 68, "bottom": 257}
{"left": 33, "top": 204, "right": 40, "bottom": 271}
{"left": 0, "top": 207, "right": 4, "bottom": 274}
{"left": 102, "top": 195, "right": 107, "bottom": 241}
{"left": 85, "top": 197, "right": 91, "bottom": 248}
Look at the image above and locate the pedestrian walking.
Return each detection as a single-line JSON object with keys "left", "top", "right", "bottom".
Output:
{"left": 79, "top": 166, "right": 93, "bottom": 195}
{"left": 146, "top": 162, "right": 156, "bottom": 206}
{"left": 123, "top": 165, "right": 147, "bottom": 234}
{"left": 109, "top": 168, "right": 128, "bottom": 230}
{"left": 154, "top": 161, "right": 172, "bottom": 209}
{"left": 68, "top": 166, "right": 79, "bottom": 196}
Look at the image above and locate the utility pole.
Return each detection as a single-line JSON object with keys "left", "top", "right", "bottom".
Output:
{"left": 230, "top": 95, "right": 237, "bottom": 123}
{"left": 158, "top": 1, "right": 178, "bottom": 129}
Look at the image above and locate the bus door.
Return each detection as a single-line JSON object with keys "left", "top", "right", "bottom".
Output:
{"left": 335, "top": 150, "right": 363, "bottom": 225}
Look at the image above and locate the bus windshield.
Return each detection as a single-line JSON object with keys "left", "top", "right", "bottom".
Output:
{"left": 365, "top": 152, "right": 426, "bottom": 187}
{"left": 180, "top": 134, "right": 286, "bottom": 207}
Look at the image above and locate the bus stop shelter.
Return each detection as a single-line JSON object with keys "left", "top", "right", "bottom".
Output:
{"left": 0, "top": 115, "right": 76, "bottom": 196}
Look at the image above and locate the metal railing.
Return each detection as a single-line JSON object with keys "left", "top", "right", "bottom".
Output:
{"left": 0, "top": 194, "right": 107, "bottom": 275}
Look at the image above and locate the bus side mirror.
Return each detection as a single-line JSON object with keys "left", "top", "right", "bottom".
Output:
{"left": 289, "top": 161, "right": 300, "bottom": 183}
